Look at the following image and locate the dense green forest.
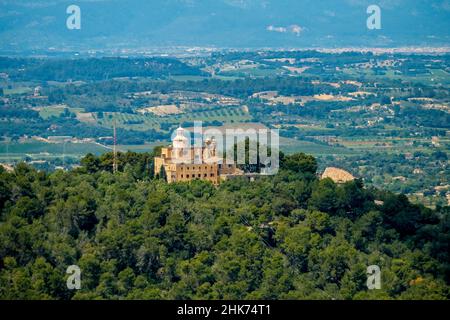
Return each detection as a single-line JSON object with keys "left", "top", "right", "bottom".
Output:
{"left": 0, "top": 57, "right": 205, "bottom": 81}
{"left": 0, "top": 151, "right": 449, "bottom": 300}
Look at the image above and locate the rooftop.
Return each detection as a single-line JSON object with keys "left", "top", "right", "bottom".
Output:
{"left": 321, "top": 167, "right": 355, "bottom": 184}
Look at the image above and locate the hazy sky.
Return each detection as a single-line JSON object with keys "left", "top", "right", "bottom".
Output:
{"left": 0, "top": 0, "right": 449, "bottom": 50}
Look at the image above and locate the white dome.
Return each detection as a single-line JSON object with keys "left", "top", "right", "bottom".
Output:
{"left": 173, "top": 127, "right": 188, "bottom": 149}
{"left": 175, "top": 127, "right": 186, "bottom": 136}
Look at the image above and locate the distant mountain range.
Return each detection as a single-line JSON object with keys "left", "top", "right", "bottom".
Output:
{"left": 0, "top": 0, "right": 449, "bottom": 52}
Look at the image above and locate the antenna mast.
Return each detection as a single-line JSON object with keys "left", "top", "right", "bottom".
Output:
{"left": 113, "top": 121, "right": 118, "bottom": 173}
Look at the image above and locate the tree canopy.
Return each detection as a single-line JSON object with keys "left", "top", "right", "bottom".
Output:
{"left": 0, "top": 151, "right": 449, "bottom": 300}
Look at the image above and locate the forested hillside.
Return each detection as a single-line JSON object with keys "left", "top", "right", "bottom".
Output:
{"left": 0, "top": 151, "right": 449, "bottom": 300}
{"left": 0, "top": 57, "right": 205, "bottom": 81}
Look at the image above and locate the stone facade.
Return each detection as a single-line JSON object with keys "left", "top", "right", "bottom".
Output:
{"left": 154, "top": 127, "right": 243, "bottom": 184}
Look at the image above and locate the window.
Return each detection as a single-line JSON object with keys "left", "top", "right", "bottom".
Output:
{"left": 186, "top": 174, "right": 189, "bottom": 178}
